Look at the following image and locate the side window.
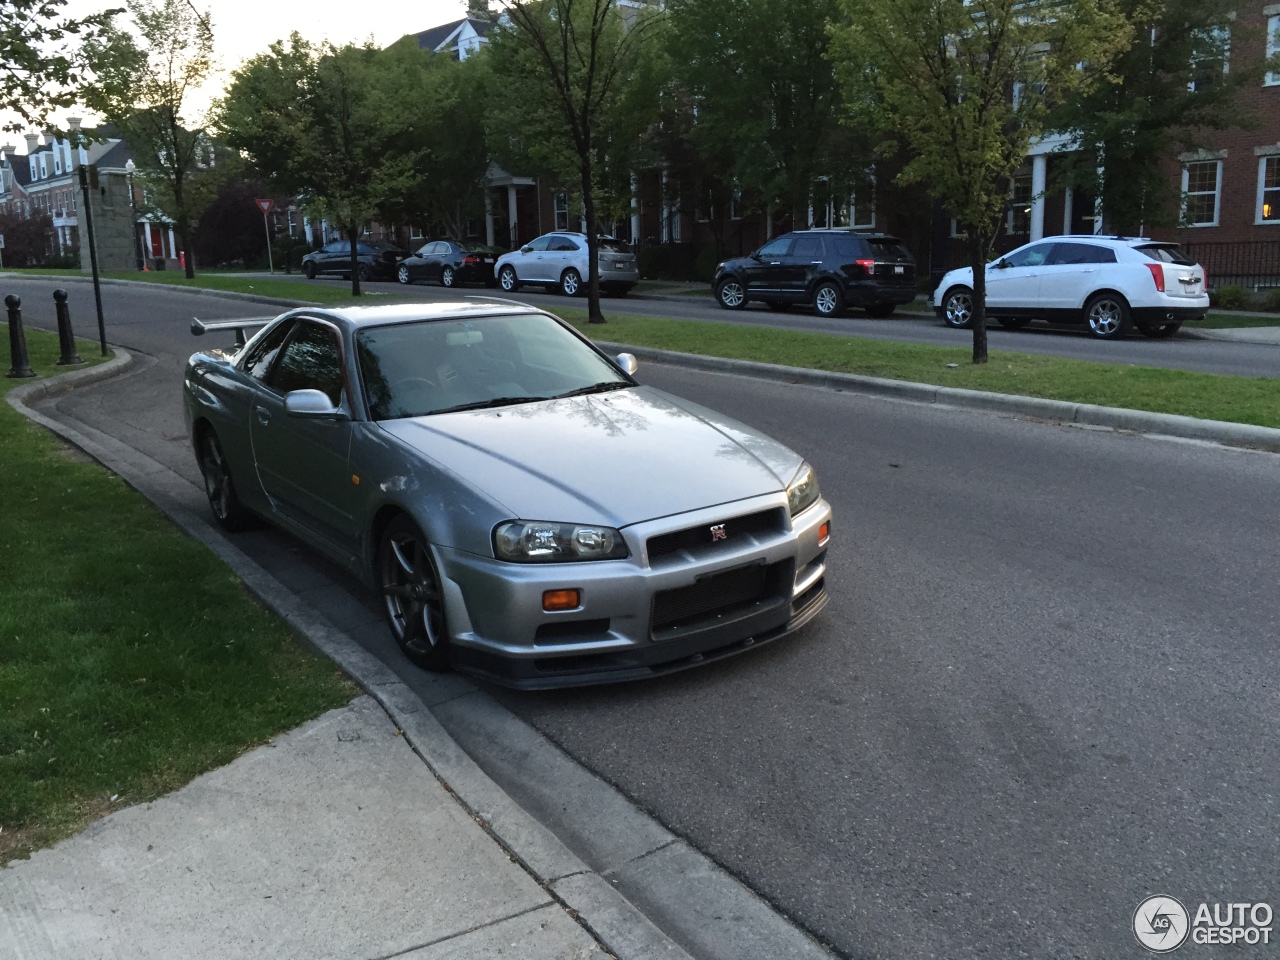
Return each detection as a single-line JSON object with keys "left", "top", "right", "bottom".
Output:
{"left": 757, "top": 237, "right": 793, "bottom": 259}
{"left": 241, "top": 319, "right": 296, "bottom": 382}
{"left": 554, "top": 237, "right": 582, "bottom": 251}
{"left": 1003, "top": 243, "right": 1054, "bottom": 268}
{"left": 831, "top": 235, "right": 865, "bottom": 259}
{"left": 525, "top": 236, "right": 551, "bottom": 252}
{"left": 1049, "top": 243, "right": 1116, "bottom": 265}
{"left": 791, "top": 237, "right": 824, "bottom": 260}
{"left": 269, "top": 321, "right": 345, "bottom": 405}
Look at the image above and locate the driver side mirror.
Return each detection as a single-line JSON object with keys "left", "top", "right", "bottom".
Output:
{"left": 750, "top": 252, "right": 763, "bottom": 261}
{"left": 993, "top": 259, "right": 1009, "bottom": 269}
{"left": 521, "top": 246, "right": 532, "bottom": 254}
{"left": 284, "top": 389, "right": 347, "bottom": 420}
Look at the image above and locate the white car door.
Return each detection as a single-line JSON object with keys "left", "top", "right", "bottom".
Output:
{"left": 985, "top": 242, "right": 1055, "bottom": 312}
{"left": 1038, "top": 241, "right": 1116, "bottom": 310}
{"left": 516, "top": 236, "right": 552, "bottom": 281}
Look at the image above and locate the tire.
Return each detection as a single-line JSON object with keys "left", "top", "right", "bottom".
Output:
{"left": 997, "top": 317, "right": 1030, "bottom": 330}
{"left": 440, "top": 265, "right": 456, "bottom": 288}
{"left": 1139, "top": 321, "right": 1182, "bottom": 338}
{"left": 397, "top": 264, "right": 410, "bottom": 285}
{"left": 865, "top": 303, "right": 896, "bottom": 318}
{"left": 303, "top": 262, "right": 316, "bottom": 280}
{"left": 1084, "top": 292, "right": 1131, "bottom": 339}
{"left": 812, "top": 281, "right": 845, "bottom": 317}
{"left": 942, "top": 286, "right": 975, "bottom": 329}
{"left": 498, "top": 265, "right": 520, "bottom": 292}
{"left": 560, "top": 268, "right": 582, "bottom": 297}
{"left": 716, "top": 277, "right": 747, "bottom": 310}
{"left": 198, "top": 428, "right": 253, "bottom": 532}
{"left": 356, "top": 263, "right": 372, "bottom": 283}
{"left": 378, "top": 515, "right": 451, "bottom": 672}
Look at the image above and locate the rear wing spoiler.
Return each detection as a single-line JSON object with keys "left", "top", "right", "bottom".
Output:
{"left": 189, "top": 317, "right": 271, "bottom": 348}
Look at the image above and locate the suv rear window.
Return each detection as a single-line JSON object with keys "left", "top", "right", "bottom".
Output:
{"left": 1137, "top": 244, "right": 1194, "bottom": 265}
{"left": 865, "top": 238, "right": 913, "bottom": 260}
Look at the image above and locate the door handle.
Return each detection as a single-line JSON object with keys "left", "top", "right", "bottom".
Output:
{"left": 255, "top": 406, "right": 271, "bottom": 426}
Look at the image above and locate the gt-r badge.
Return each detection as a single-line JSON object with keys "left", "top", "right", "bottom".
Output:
{"left": 710, "top": 524, "right": 727, "bottom": 541}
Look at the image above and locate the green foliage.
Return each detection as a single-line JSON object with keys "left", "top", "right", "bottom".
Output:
{"left": 1263, "top": 289, "right": 1280, "bottom": 314}
{"left": 1210, "top": 285, "right": 1253, "bottom": 310}
{"left": 0, "top": 0, "right": 122, "bottom": 132}
{"left": 0, "top": 210, "right": 54, "bottom": 266}
{"left": 1052, "top": 0, "right": 1268, "bottom": 233}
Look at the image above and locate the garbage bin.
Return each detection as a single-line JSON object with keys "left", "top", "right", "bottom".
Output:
{"left": 153, "top": 257, "right": 166, "bottom": 271}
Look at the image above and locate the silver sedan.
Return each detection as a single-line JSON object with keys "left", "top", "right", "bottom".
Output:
{"left": 184, "top": 302, "right": 831, "bottom": 689}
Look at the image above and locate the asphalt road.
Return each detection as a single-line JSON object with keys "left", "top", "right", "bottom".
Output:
{"left": 7, "top": 276, "right": 1279, "bottom": 960}
{"left": 293, "top": 272, "right": 1280, "bottom": 379}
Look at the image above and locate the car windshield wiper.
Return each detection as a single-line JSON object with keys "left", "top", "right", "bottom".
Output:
{"left": 429, "top": 396, "right": 550, "bottom": 415}
{"left": 550, "top": 381, "right": 632, "bottom": 400}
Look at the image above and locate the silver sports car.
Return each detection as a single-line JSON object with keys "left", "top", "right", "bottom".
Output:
{"left": 184, "top": 302, "right": 831, "bottom": 688}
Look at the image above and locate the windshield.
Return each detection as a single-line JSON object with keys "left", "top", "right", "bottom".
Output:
{"left": 357, "top": 313, "right": 631, "bottom": 421}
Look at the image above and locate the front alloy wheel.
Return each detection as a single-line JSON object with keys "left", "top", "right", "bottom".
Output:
{"left": 716, "top": 278, "right": 746, "bottom": 310}
{"left": 1084, "top": 293, "right": 1131, "bottom": 339}
{"left": 943, "top": 287, "right": 974, "bottom": 329}
{"left": 498, "top": 265, "right": 520, "bottom": 292}
{"left": 379, "top": 515, "right": 450, "bottom": 672}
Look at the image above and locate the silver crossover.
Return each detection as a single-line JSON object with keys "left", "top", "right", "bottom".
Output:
{"left": 184, "top": 302, "right": 831, "bottom": 688}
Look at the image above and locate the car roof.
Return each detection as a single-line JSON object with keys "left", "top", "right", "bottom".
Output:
{"left": 784, "top": 229, "right": 905, "bottom": 242}
{"left": 1030, "top": 235, "right": 1176, "bottom": 246}
{"left": 290, "top": 300, "right": 542, "bottom": 330}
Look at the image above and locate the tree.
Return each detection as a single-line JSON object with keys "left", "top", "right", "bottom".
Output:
{"left": 0, "top": 0, "right": 121, "bottom": 132}
{"left": 85, "top": 0, "right": 217, "bottom": 278}
{"left": 486, "top": 0, "right": 658, "bottom": 323}
{"left": 831, "top": 0, "right": 1128, "bottom": 363}
{"left": 216, "top": 36, "right": 426, "bottom": 296}
{"left": 1052, "top": 1, "right": 1274, "bottom": 234}
{"left": 0, "top": 209, "right": 54, "bottom": 266}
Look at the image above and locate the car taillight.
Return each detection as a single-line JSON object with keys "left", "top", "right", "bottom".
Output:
{"left": 1144, "top": 262, "right": 1165, "bottom": 292}
{"left": 462, "top": 256, "right": 480, "bottom": 265}
{"left": 855, "top": 259, "right": 876, "bottom": 277}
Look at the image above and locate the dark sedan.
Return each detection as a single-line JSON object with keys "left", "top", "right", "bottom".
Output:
{"left": 302, "top": 240, "right": 407, "bottom": 282}
{"left": 397, "top": 240, "right": 498, "bottom": 288}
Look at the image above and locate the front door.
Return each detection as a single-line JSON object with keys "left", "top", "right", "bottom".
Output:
{"left": 746, "top": 237, "right": 794, "bottom": 297}
{"left": 985, "top": 242, "right": 1055, "bottom": 313}
{"left": 250, "top": 319, "right": 357, "bottom": 551}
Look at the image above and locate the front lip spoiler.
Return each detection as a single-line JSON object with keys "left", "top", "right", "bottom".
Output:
{"left": 450, "top": 581, "right": 828, "bottom": 691}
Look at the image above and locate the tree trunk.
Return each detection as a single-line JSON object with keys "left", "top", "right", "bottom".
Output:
{"left": 581, "top": 158, "right": 605, "bottom": 324}
{"left": 967, "top": 232, "right": 989, "bottom": 365}
{"left": 347, "top": 225, "right": 361, "bottom": 298}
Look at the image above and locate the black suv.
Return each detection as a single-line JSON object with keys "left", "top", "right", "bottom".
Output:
{"left": 712, "top": 230, "right": 917, "bottom": 317}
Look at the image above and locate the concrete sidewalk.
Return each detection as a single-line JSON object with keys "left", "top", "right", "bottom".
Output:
{"left": 0, "top": 697, "right": 604, "bottom": 960}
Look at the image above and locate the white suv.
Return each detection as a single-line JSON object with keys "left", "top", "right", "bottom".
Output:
{"left": 933, "top": 236, "right": 1209, "bottom": 339}
{"left": 494, "top": 233, "right": 639, "bottom": 297}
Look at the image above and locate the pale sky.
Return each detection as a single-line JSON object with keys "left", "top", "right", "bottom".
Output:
{"left": 5, "top": 0, "right": 471, "bottom": 145}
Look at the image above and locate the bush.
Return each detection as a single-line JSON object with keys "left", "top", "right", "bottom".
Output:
{"left": 1210, "top": 285, "right": 1253, "bottom": 310}
{"left": 694, "top": 248, "right": 722, "bottom": 284}
{"left": 1262, "top": 288, "right": 1280, "bottom": 313}
{"left": 43, "top": 250, "right": 80, "bottom": 269}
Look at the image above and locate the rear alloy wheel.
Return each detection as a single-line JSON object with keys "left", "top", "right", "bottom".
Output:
{"left": 942, "top": 286, "right": 974, "bottom": 329}
{"left": 498, "top": 265, "right": 520, "bottom": 292}
{"left": 716, "top": 277, "right": 747, "bottom": 310}
{"left": 397, "top": 264, "right": 410, "bottom": 285}
{"left": 1084, "top": 293, "right": 1131, "bottom": 339}
{"left": 865, "top": 303, "right": 896, "bottom": 318}
{"left": 1139, "top": 321, "right": 1182, "bottom": 338}
{"left": 378, "top": 515, "right": 451, "bottom": 672}
{"left": 304, "top": 262, "right": 316, "bottom": 280}
{"left": 813, "top": 281, "right": 845, "bottom": 317}
{"left": 199, "top": 429, "right": 253, "bottom": 532}
{"left": 997, "top": 317, "right": 1030, "bottom": 330}
{"left": 357, "top": 263, "right": 372, "bottom": 282}
{"left": 440, "top": 266, "right": 456, "bottom": 288}
{"left": 560, "top": 268, "right": 582, "bottom": 297}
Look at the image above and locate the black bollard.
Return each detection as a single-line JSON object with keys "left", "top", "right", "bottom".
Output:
{"left": 5, "top": 294, "right": 36, "bottom": 379}
{"left": 53, "top": 289, "right": 83, "bottom": 366}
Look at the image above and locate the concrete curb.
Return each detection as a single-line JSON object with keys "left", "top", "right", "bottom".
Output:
{"left": 599, "top": 341, "right": 1280, "bottom": 453}
{"left": 6, "top": 363, "right": 837, "bottom": 960}
{"left": 5, "top": 272, "right": 314, "bottom": 309}
{"left": 4, "top": 347, "right": 135, "bottom": 402}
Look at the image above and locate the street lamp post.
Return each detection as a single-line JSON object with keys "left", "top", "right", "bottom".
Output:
{"left": 125, "top": 158, "right": 145, "bottom": 271}
{"left": 69, "top": 117, "right": 107, "bottom": 356}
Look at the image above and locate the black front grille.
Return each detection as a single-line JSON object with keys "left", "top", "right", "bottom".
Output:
{"left": 647, "top": 508, "right": 784, "bottom": 562}
{"left": 652, "top": 561, "right": 785, "bottom": 633}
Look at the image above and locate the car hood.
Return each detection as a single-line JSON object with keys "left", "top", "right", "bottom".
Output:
{"left": 377, "top": 386, "right": 802, "bottom": 528}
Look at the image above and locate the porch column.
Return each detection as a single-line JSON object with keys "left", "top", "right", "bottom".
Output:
{"left": 484, "top": 190, "right": 495, "bottom": 247}
{"left": 1030, "top": 153, "right": 1047, "bottom": 240}
{"left": 168, "top": 227, "right": 176, "bottom": 259}
{"left": 507, "top": 184, "right": 518, "bottom": 247}
{"left": 630, "top": 174, "right": 640, "bottom": 244}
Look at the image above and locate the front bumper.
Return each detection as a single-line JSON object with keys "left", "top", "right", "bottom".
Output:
{"left": 435, "top": 493, "right": 832, "bottom": 689}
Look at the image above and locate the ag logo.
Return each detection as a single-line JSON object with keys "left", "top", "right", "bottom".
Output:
{"left": 1134, "top": 896, "right": 1190, "bottom": 953}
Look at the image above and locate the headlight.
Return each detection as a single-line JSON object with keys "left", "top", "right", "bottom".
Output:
{"left": 494, "top": 521, "right": 630, "bottom": 562}
{"left": 786, "top": 462, "right": 820, "bottom": 516}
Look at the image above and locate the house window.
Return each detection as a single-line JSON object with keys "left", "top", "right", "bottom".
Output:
{"left": 1188, "top": 25, "right": 1230, "bottom": 92}
{"left": 729, "top": 188, "right": 742, "bottom": 221}
{"left": 554, "top": 192, "right": 569, "bottom": 230}
{"left": 1259, "top": 156, "right": 1280, "bottom": 223}
{"left": 1182, "top": 160, "right": 1222, "bottom": 226}
{"left": 1007, "top": 170, "right": 1032, "bottom": 235}
{"left": 1267, "top": 15, "right": 1280, "bottom": 86}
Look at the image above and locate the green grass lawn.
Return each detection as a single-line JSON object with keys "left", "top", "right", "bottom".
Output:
{"left": 557, "top": 308, "right": 1280, "bottom": 429}
{"left": 0, "top": 330, "right": 355, "bottom": 864}
{"left": 4, "top": 268, "right": 367, "bottom": 306}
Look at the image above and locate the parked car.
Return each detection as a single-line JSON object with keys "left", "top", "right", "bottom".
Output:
{"left": 397, "top": 240, "right": 499, "bottom": 288}
{"left": 302, "top": 240, "right": 407, "bottom": 282}
{"left": 495, "top": 233, "right": 639, "bottom": 297}
{"left": 712, "top": 230, "right": 918, "bottom": 317}
{"left": 933, "top": 236, "right": 1209, "bottom": 339}
{"left": 185, "top": 303, "right": 831, "bottom": 689}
